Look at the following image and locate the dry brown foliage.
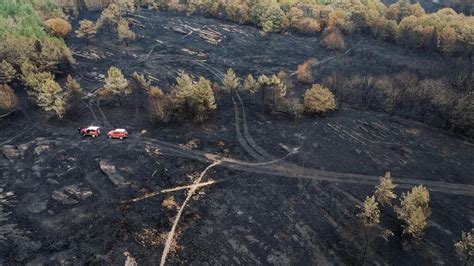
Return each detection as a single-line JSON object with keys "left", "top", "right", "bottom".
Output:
{"left": 297, "top": 18, "right": 322, "bottom": 34}
{"left": 136, "top": 228, "right": 179, "bottom": 253}
{"left": 297, "top": 59, "right": 317, "bottom": 84}
{"left": 149, "top": 86, "right": 171, "bottom": 122}
{"left": 321, "top": 27, "right": 346, "bottom": 51}
{"left": 45, "top": 18, "right": 72, "bottom": 38}
{"left": 162, "top": 196, "right": 178, "bottom": 210}
{"left": 0, "top": 84, "right": 18, "bottom": 112}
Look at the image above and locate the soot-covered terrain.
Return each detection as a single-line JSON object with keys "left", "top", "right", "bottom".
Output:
{"left": 1, "top": 10, "right": 473, "bottom": 265}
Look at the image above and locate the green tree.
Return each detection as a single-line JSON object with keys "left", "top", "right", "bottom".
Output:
{"left": 170, "top": 72, "right": 216, "bottom": 122}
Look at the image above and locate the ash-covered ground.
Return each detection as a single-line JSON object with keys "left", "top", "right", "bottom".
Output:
{"left": 1, "top": 10, "right": 473, "bottom": 265}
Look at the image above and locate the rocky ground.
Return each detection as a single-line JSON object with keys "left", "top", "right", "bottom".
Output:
{"left": 0, "top": 10, "right": 473, "bottom": 265}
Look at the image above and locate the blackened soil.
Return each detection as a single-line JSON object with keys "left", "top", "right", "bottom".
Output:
{"left": 0, "top": 10, "right": 473, "bottom": 265}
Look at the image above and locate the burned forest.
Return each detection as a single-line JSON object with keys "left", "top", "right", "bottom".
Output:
{"left": 0, "top": 0, "right": 473, "bottom": 265}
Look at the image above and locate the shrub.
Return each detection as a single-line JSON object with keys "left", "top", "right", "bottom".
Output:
{"left": 321, "top": 27, "right": 346, "bottom": 51}
{"left": 132, "top": 71, "right": 150, "bottom": 90}
{"left": 450, "top": 95, "right": 474, "bottom": 136}
{"left": 0, "top": 84, "right": 18, "bottom": 112}
{"left": 374, "top": 172, "right": 397, "bottom": 206}
{"left": 297, "top": 59, "right": 316, "bottom": 84}
{"left": 149, "top": 86, "right": 171, "bottom": 122}
{"left": 65, "top": 74, "right": 80, "bottom": 92}
{"left": 76, "top": 19, "right": 97, "bottom": 45}
{"left": 45, "top": 18, "right": 72, "bottom": 38}
{"left": 282, "top": 97, "right": 304, "bottom": 120}
{"left": 454, "top": 228, "right": 474, "bottom": 265}
{"left": 170, "top": 72, "right": 216, "bottom": 122}
{"left": 303, "top": 84, "right": 337, "bottom": 114}
{"left": 395, "top": 185, "right": 430, "bottom": 239}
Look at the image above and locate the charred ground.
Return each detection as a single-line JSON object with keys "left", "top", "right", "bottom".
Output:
{"left": 1, "top": 10, "right": 473, "bottom": 265}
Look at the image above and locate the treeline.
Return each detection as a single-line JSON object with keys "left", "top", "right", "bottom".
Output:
{"left": 110, "top": 0, "right": 474, "bottom": 56}
{"left": 0, "top": 0, "right": 76, "bottom": 117}
{"left": 55, "top": 0, "right": 474, "bottom": 55}
{"left": 321, "top": 71, "right": 474, "bottom": 137}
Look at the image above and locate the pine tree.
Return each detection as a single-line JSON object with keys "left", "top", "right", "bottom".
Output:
{"left": 395, "top": 185, "right": 430, "bottom": 239}
{"left": 117, "top": 0, "right": 136, "bottom": 16}
{"left": 36, "top": 78, "right": 66, "bottom": 118}
{"left": 76, "top": 20, "right": 97, "bottom": 46}
{"left": 149, "top": 86, "right": 171, "bottom": 122}
{"left": 357, "top": 196, "right": 380, "bottom": 265}
{"left": 374, "top": 172, "right": 397, "bottom": 206}
{"left": 65, "top": 75, "right": 83, "bottom": 106}
{"left": 96, "top": 3, "right": 121, "bottom": 30}
{"left": 243, "top": 74, "right": 259, "bottom": 93}
{"left": 0, "top": 60, "right": 16, "bottom": 84}
{"left": 170, "top": 72, "right": 216, "bottom": 122}
{"left": 223, "top": 68, "right": 241, "bottom": 97}
{"left": 104, "top": 66, "right": 130, "bottom": 104}
{"left": 117, "top": 18, "right": 136, "bottom": 46}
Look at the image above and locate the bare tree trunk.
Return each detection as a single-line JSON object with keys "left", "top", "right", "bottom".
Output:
{"left": 361, "top": 230, "right": 369, "bottom": 266}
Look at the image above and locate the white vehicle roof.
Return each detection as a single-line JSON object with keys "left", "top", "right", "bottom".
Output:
{"left": 87, "top": 126, "right": 100, "bottom": 130}
{"left": 114, "top": 128, "right": 127, "bottom": 132}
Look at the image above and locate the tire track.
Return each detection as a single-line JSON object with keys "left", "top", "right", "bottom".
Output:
{"left": 235, "top": 90, "right": 276, "bottom": 160}
{"left": 140, "top": 138, "right": 474, "bottom": 197}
